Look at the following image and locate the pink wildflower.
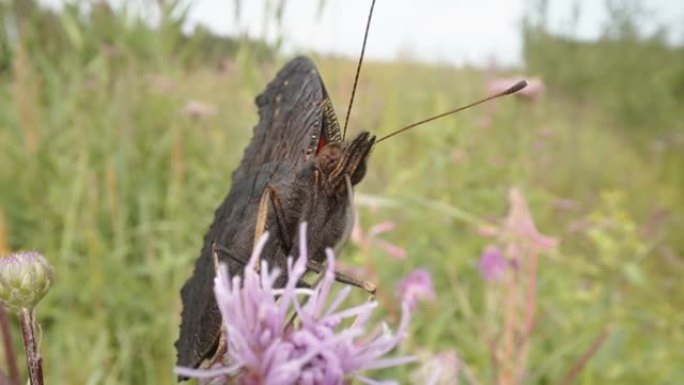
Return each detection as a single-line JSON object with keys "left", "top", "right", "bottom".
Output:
{"left": 398, "top": 269, "right": 436, "bottom": 310}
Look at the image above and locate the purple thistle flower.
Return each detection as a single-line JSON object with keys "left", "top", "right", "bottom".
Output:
{"left": 175, "top": 224, "right": 414, "bottom": 385}
{"left": 397, "top": 269, "right": 435, "bottom": 311}
{"left": 478, "top": 246, "right": 507, "bottom": 282}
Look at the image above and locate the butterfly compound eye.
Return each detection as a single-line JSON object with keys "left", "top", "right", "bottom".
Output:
{"left": 315, "top": 144, "right": 343, "bottom": 174}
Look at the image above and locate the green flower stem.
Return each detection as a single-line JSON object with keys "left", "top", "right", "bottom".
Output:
{"left": 19, "top": 308, "right": 43, "bottom": 385}
{"left": 0, "top": 305, "right": 20, "bottom": 385}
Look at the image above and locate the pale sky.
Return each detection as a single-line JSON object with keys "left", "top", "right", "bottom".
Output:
{"left": 182, "top": 0, "right": 683, "bottom": 66}
{"left": 39, "top": 0, "right": 684, "bottom": 66}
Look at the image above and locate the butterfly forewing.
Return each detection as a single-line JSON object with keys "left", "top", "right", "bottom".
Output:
{"left": 232, "top": 56, "right": 338, "bottom": 182}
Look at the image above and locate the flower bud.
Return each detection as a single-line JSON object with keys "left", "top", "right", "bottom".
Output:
{"left": 0, "top": 251, "right": 55, "bottom": 310}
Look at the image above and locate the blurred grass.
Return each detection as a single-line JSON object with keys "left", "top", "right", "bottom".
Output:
{"left": 0, "top": 1, "right": 683, "bottom": 384}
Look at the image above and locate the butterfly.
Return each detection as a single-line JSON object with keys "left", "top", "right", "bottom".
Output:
{"left": 175, "top": 56, "right": 376, "bottom": 371}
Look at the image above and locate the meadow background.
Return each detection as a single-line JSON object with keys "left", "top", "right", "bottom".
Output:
{"left": 0, "top": 0, "right": 682, "bottom": 384}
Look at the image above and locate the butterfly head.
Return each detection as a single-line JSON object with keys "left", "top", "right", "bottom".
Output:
{"left": 315, "top": 131, "right": 375, "bottom": 193}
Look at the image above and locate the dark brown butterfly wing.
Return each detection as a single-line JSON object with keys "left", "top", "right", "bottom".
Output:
{"left": 232, "top": 56, "right": 340, "bottom": 182}
{"left": 176, "top": 56, "right": 337, "bottom": 371}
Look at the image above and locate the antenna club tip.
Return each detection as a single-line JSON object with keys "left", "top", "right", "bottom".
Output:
{"left": 505, "top": 79, "right": 528, "bottom": 95}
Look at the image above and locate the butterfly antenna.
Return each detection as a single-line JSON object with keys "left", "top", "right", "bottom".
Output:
{"left": 342, "top": 0, "right": 377, "bottom": 140}
{"left": 375, "top": 80, "right": 528, "bottom": 143}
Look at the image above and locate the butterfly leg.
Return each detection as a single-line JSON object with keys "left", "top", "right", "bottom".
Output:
{"left": 265, "top": 185, "right": 293, "bottom": 251}
{"left": 216, "top": 229, "right": 375, "bottom": 295}
{"left": 205, "top": 325, "right": 229, "bottom": 370}
{"left": 252, "top": 185, "right": 292, "bottom": 271}
{"left": 212, "top": 243, "right": 248, "bottom": 264}
{"left": 306, "top": 259, "right": 376, "bottom": 295}
{"left": 252, "top": 183, "right": 376, "bottom": 296}
{"left": 252, "top": 188, "right": 270, "bottom": 271}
